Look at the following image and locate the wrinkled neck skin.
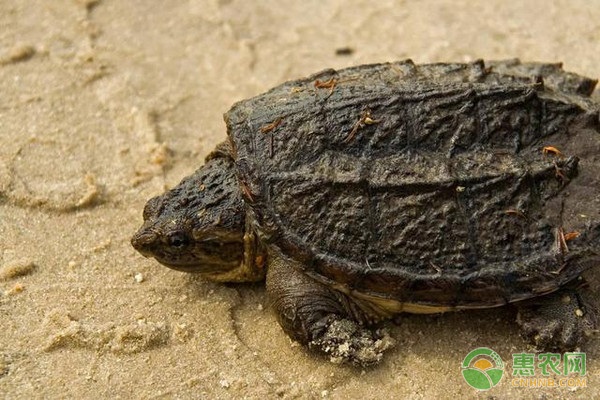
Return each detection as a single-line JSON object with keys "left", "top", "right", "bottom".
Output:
{"left": 131, "top": 143, "right": 266, "bottom": 282}
{"left": 205, "top": 214, "right": 267, "bottom": 283}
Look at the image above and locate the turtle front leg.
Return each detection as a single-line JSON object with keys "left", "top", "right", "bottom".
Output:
{"left": 266, "top": 250, "right": 394, "bottom": 366}
{"left": 516, "top": 287, "right": 598, "bottom": 351}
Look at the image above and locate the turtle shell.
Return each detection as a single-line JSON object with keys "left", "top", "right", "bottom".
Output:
{"left": 226, "top": 59, "right": 600, "bottom": 310}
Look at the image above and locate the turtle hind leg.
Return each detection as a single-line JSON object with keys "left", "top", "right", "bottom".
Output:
{"left": 516, "top": 286, "right": 598, "bottom": 351}
{"left": 266, "top": 250, "right": 394, "bottom": 366}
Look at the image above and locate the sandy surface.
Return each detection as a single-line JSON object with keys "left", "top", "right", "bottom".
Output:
{"left": 1, "top": 0, "right": 600, "bottom": 398}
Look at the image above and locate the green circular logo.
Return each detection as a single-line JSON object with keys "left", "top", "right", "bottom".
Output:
{"left": 461, "top": 347, "right": 504, "bottom": 391}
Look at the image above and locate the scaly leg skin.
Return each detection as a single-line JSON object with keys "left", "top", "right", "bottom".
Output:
{"left": 266, "top": 250, "right": 394, "bottom": 366}
{"left": 516, "top": 287, "right": 598, "bottom": 351}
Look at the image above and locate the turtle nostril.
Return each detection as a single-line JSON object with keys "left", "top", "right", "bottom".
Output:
{"left": 131, "top": 230, "right": 159, "bottom": 255}
{"left": 167, "top": 232, "right": 189, "bottom": 248}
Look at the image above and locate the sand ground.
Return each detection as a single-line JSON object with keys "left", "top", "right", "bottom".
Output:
{"left": 1, "top": 1, "right": 600, "bottom": 398}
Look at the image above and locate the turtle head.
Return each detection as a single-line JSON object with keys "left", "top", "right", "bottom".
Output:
{"left": 131, "top": 147, "right": 266, "bottom": 282}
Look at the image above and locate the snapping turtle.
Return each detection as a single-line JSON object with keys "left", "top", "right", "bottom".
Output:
{"left": 132, "top": 59, "right": 600, "bottom": 365}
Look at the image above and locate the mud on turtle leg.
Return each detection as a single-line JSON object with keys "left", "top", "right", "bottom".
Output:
{"left": 266, "top": 250, "right": 395, "bottom": 366}
{"left": 516, "top": 286, "right": 598, "bottom": 351}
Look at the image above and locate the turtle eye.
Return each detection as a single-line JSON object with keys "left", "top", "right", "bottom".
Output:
{"left": 167, "top": 232, "right": 189, "bottom": 248}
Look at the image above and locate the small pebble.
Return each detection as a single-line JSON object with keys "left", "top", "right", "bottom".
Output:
{"left": 7, "top": 283, "right": 24, "bottom": 295}
{"left": 134, "top": 273, "right": 144, "bottom": 283}
{"left": 219, "top": 379, "right": 230, "bottom": 389}
{"left": 575, "top": 309, "right": 584, "bottom": 317}
{"left": 335, "top": 47, "right": 354, "bottom": 56}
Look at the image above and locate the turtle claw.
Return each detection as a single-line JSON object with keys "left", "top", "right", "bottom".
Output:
{"left": 516, "top": 289, "right": 598, "bottom": 351}
{"left": 310, "top": 318, "right": 395, "bottom": 367}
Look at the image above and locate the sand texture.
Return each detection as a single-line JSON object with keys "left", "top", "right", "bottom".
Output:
{"left": 1, "top": 0, "right": 600, "bottom": 398}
